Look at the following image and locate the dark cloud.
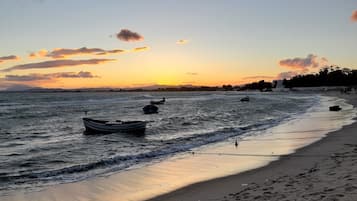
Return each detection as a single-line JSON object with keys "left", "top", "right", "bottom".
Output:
{"left": 4, "top": 71, "right": 98, "bottom": 82}
{"left": 351, "top": 10, "right": 357, "bottom": 22}
{"left": 5, "top": 74, "right": 49, "bottom": 81}
{"left": 30, "top": 47, "right": 125, "bottom": 58}
{"left": 116, "top": 29, "right": 144, "bottom": 42}
{"left": 62, "top": 71, "right": 98, "bottom": 78}
{"left": 0, "top": 55, "right": 20, "bottom": 63}
{"left": 1, "top": 59, "right": 115, "bottom": 72}
{"left": 95, "top": 49, "right": 125, "bottom": 56}
{"left": 279, "top": 54, "right": 328, "bottom": 72}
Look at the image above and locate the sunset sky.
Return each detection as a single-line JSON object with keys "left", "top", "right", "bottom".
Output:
{"left": 0, "top": 0, "right": 356, "bottom": 90}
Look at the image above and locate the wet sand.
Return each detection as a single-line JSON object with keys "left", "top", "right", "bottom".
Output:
{"left": 149, "top": 93, "right": 357, "bottom": 201}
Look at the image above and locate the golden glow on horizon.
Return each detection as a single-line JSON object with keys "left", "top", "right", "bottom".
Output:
{"left": 0, "top": 52, "right": 280, "bottom": 89}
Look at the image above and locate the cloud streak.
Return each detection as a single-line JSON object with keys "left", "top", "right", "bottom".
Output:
{"left": 242, "top": 75, "right": 276, "bottom": 80}
{"left": 176, "top": 39, "right": 189, "bottom": 45}
{"left": 1, "top": 59, "right": 115, "bottom": 72}
{"left": 29, "top": 47, "right": 125, "bottom": 59}
{"left": 4, "top": 71, "right": 98, "bottom": 82}
{"left": 116, "top": 29, "right": 144, "bottom": 42}
{"left": 351, "top": 10, "right": 357, "bottom": 22}
{"left": 0, "top": 55, "right": 20, "bottom": 63}
{"left": 279, "top": 54, "right": 328, "bottom": 72}
{"left": 132, "top": 46, "right": 150, "bottom": 52}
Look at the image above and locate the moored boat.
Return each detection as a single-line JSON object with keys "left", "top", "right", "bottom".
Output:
{"left": 83, "top": 118, "right": 147, "bottom": 134}
{"left": 240, "top": 96, "right": 250, "bottom": 102}
{"left": 329, "top": 105, "right": 341, "bottom": 111}
{"left": 150, "top": 97, "right": 165, "bottom": 105}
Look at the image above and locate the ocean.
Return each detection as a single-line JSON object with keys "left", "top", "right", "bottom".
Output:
{"left": 0, "top": 91, "right": 346, "bottom": 195}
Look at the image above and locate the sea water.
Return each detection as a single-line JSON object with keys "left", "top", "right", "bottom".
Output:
{"left": 0, "top": 91, "right": 335, "bottom": 195}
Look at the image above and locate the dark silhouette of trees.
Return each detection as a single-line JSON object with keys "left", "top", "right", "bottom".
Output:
{"left": 283, "top": 66, "right": 357, "bottom": 88}
{"left": 241, "top": 80, "right": 273, "bottom": 91}
{"left": 222, "top": 84, "right": 234, "bottom": 91}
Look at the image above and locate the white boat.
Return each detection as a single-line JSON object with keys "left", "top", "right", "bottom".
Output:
{"left": 150, "top": 98, "right": 165, "bottom": 105}
{"left": 83, "top": 118, "right": 147, "bottom": 134}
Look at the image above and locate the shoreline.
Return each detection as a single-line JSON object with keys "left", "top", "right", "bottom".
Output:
{"left": 149, "top": 93, "right": 357, "bottom": 201}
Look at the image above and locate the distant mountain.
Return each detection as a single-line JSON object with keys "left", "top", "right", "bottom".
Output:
{"left": 4, "top": 84, "right": 40, "bottom": 91}
{"left": 2, "top": 84, "right": 198, "bottom": 92}
{"left": 129, "top": 84, "right": 195, "bottom": 90}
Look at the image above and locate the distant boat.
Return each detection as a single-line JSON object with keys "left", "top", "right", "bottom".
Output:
{"left": 83, "top": 118, "right": 147, "bottom": 134}
{"left": 240, "top": 96, "right": 250, "bottom": 102}
{"left": 263, "top": 88, "right": 273, "bottom": 92}
{"left": 329, "top": 105, "right": 341, "bottom": 111}
{"left": 150, "top": 98, "right": 165, "bottom": 105}
{"left": 143, "top": 104, "right": 159, "bottom": 114}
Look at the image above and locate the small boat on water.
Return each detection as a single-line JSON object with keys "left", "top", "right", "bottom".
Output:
{"left": 240, "top": 96, "right": 250, "bottom": 102}
{"left": 150, "top": 98, "right": 165, "bottom": 105}
{"left": 83, "top": 118, "right": 147, "bottom": 134}
{"left": 329, "top": 105, "right": 341, "bottom": 111}
{"left": 143, "top": 104, "right": 159, "bottom": 114}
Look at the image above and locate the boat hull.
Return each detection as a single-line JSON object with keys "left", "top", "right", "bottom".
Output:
{"left": 83, "top": 118, "right": 147, "bottom": 134}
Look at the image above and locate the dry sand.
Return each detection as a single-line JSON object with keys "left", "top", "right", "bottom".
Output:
{"left": 149, "top": 93, "right": 357, "bottom": 201}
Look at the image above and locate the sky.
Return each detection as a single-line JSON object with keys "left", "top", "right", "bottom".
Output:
{"left": 0, "top": 0, "right": 356, "bottom": 90}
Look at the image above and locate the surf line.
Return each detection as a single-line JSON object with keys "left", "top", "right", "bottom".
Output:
{"left": 189, "top": 152, "right": 357, "bottom": 158}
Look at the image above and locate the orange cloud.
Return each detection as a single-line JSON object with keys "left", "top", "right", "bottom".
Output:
{"left": 176, "top": 39, "right": 189, "bottom": 45}
{"left": 1, "top": 59, "right": 115, "bottom": 72}
{"left": 279, "top": 54, "right": 328, "bottom": 72}
{"left": 29, "top": 49, "right": 48, "bottom": 59}
{"left": 351, "top": 10, "right": 357, "bottom": 22}
{"left": 4, "top": 71, "right": 99, "bottom": 82}
{"left": 0, "top": 55, "right": 20, "bottom": 63}
{"left": 116, "top": 29, "right": 144, "bottom": 42}
{"left": 132, "top": 46, "right": 150, "bottom": 52}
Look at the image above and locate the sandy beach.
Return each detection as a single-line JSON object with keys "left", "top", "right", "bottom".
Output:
{"left": 150, "top": 93, "right": 357, "bottom": 201}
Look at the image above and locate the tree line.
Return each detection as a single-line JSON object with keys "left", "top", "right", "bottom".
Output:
{"left": 283, "top": 66, "right": 357, "bottom": 88}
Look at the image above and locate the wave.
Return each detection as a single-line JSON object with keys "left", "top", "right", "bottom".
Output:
{"left": 0, "top": 117, "right": 284, "bottom": 190}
